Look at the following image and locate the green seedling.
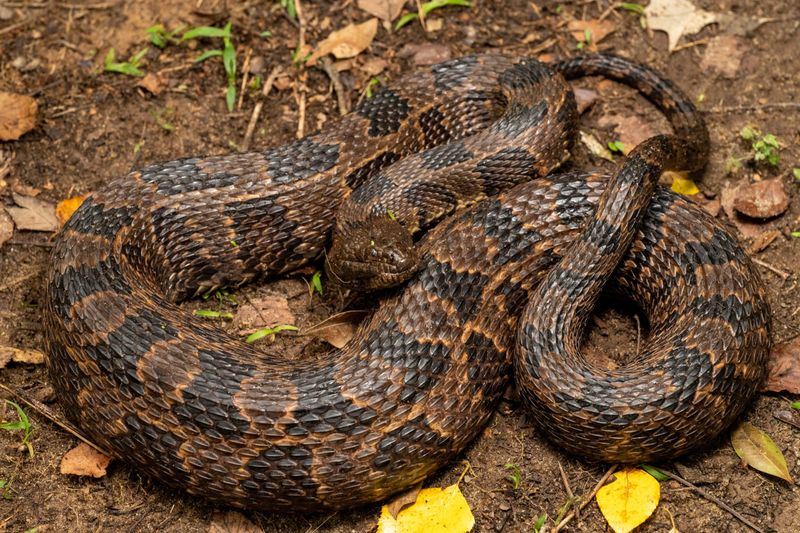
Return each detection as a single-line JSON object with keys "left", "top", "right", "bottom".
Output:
{"left": 740, "top": 126, "right": 780, "bottom": 166}
{"left": 607, "top": 140, "right": 625, "bottom": 154}
{"left": 280, "top": 0, "right": 297, "bottom": 19}
{"left": 396, "top": 0, "right": 472, "bottom": 30}
{"left": 259, "top": 30, "right": 273, "bottom": 38}
{"left": 245, "top": 324, "right": 299, "bottom": 344}
{"left": 193, "top": 309, "right": 234, "bottom": 320}
{"left": 504, "top": 462, "right": 522, "bottom": 490}
{"left": 183, "top": 22, "right": 237, "bottom": 112}
{"left": 576, "top": 28, "right": 592, "bottom": 50}
{"left": 1, "top": 400, "right": 34, "bottom": 457}
{"left": 104, "top": 47, "right": 148, "bottom": 77}
{"left": 146, "top": 24, "right": 183, "bottom": 48}
{"left": 553, "top": 496, "right": 581, "bottom": 525}
{"left": 0, "top": 479, "right": 12, "bottom": 500}
{"left": 791, "top": 401, "right": 800, "bottom": 409}
{"left": 309, "top": 271, "right": 324, "bottom": 297}
{"left": 365, "top": 77, "right": 381, "bottom": 98}
{"left": 792, "top": 168, "right": 800, "bottom": 180}
{"left": 640, "top": 464, "right": 670, "bottom": 481}
{"left": 619, "top": 2, "right": 647, "bottom": 27}
{"left": 530, "top": 513, "right": 548, "bottom": 533}
{"left": 149, "top": 107, "right": 175, "bottom": 132}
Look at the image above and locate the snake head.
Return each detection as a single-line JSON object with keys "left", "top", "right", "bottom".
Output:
{"left": 326, "top": 215, "right": 419, "bottom": 291}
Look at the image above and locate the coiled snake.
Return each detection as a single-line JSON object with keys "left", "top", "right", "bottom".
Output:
{"left": 44, "top": 54, "right": 771, "bottom": 510}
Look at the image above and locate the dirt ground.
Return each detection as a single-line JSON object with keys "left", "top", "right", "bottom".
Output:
{"left": 1, "top": 0, "right": 799, "bottom": 531}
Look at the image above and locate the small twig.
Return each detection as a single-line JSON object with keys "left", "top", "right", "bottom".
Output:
{"left": 557, "top": 461, "right": 578, "bottom": 519}
{"left": 295, "top": 76, "right": 307, "bottom": 139}
{"left": 0, "top": 17, "right": 31, "bottom": 36}
{"left": 553, "top": 464, "right": 617, "bottom": 532}
{"left": 320, "top": 57, "right": 350, "bottom": 115}
{"left": 0, "top": 383, "right": 113, "bottom": 458}
{"left": 241, "top": 66, "right": 282, "bottom": 151}
{"left": 751, "top": 258, "right": 790, "bottom": 280}
{"left": 657, "top": 468, "right": 765, "bottom": 533}
{"left": 237, "top": 47, "right": 252, "bottom": 112}
{"left": 707, "top": 102, "right": 800, "bottom": 114}
{"left": 634, "top": 313, "right": 641, "bottom": 357}
{"left": 774, "top": 410, "right": 800, "bottom": 430}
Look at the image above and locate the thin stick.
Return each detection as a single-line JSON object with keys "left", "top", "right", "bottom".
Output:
{"left": 751, "top": 258, "right": 790, "bottom": 280}
{"left": 557, "top": 461, "right": 578, "bottom": 519}
{"left": 634, "top": 313, "right": 641, "bottom": 357}
{"left": 237, "top": 47, "right": 252, "bottom": 112}
{"left": 295, "top": 76, "right": 307, "bottom": 139}
{"left": 241, "top": 67, "right": 282, "bottom": 151}
{"left": 0, "top": 18, "right": 31, "bottom": 36}
{"left": 657, "top": 468, "right": 765, "bottom": 533}
{"left": 553, "top": 464, "right": 617, "bottom": 532}
{"left": 320, "top": 57, "right": 349, "bottom": 115}
{"left": 707, "top": 102, "right": 800, "bottom": 114}
{"left": 0, "top": 383, "right": 113, "bottom": 457}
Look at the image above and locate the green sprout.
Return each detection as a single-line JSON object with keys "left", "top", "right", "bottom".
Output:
{"left": 280, "top": 0, "right": 296, "bottom": 19}
{"left": 309, "top": 271, "right": 324, "bottom": 297}
{"left": 103, "top": 47, "right": 148, "bottom": 77}
{"left": 183, "top": 22, "right": 237, "bottom": 112}
{"left": 740, "top": 126, "right": 780, "bottom": 166}
{"left": 245, "top": 324, "right": 298, "bottom": 344}
{"left": 607, "top": 140, "right": 625, "bottom": 154}
{"left": 193, "top": 309, "right": 234, "bottom": 320}
{"left": 576, "top": 28, "right": 592, "bottom": 50}
{"left": 145, "top": 24, "right": 182, "bottom": 48}
{"left": 396, "top": 0, "right": 472, "bottom": 30}
{"left": 531, "top": 513, "right": 548, "bottom": 533}
{"left": 504, "top": 463, "right": 522, "bottom": 490}
{"left": 1, "top": 401, "right": 34, "bottom": 458}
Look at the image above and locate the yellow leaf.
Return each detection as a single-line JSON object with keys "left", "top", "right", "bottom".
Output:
{"left": 731, "top": 422, "right": 794, "bottom": 482}
{"left": 377, "top": 484, "right": 474, "bottom": 533}
{"left": 56, "top": 193, "right": 90, "bottom": 227}
{"left": 670, "top": 175, "right": 700, "bottom": 195}
{"left": 596, "top": 468, "right": 660, "bottom": 533}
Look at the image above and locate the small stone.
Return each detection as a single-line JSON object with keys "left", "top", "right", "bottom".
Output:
{"left": 249, "top": 55, "right": 266, "bottom": 75}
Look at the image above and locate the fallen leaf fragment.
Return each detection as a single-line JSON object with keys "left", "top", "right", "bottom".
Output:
{"left": 733, "top": 179, "right": 789, "bottom": 219}
{"left": 567, "top": 19, "right": 616, "bottom": 46}
{"left": 385, "top": 483, "right": 423, "bottom": 518}
{"left": 0, "top": 207, "right": 12, "bottom": 248}
{"left": 573, "top": 87, "right": 598, "bottom": 114}
{"left": 580, "top": 130, "right": 614, "bottom": 162}
{"left": 731, "top": 422, "right": 793, "bottom": 482}
{"left": 137, "top": 72, "right": 166, "bottom": 95}
{"left": 644, "top": 0, "right": 719, "bottom": 52}
{"left": 747, "top": 229, "right": 781, "bottom": 254}
{"left": 307, "top": 18, "right": 378, "bottom": 66}
{"left": 60, "top": 443, "right": 112, "bottom": 478}
{"left": 720, "top": 179, "right": 763, "bottom": 239}
{"left": 304, "top": 310, "right": 368, "bottom": 348}
{"left": 357, "top": 0, "right": 405, "bottom": 22}
{"left": 0, "top": 92, "right": 37, "bottom": 141}
{"left": 56, "top": 194, "right": 89, "bottom": 227}
{"left": 398, "top": 43, "right": 451, "bottom": 66}
{"left": 233, "top": 294, "right": 294, "bottom": 332}
{"left": 671, "top": 176, "right": 700, "bottom": 196}
{"left": 763, "top": 336, "right": 800, "bottom": 394}
{"left": 700, "top": 35, "right": 745, "bottom": 79}
{"left": 596, "top": 468, "right": 660, "bottom": 533}
{"left": 6, "top": 193, "right": 58, "bottom": 232}
{"left": 377, "top": 483, "right": 474, "bottom": 533}
{"left": 208, "top": 510, "right": 263, "bottom": 533}
{"left": 0, "top": 345, "right": 45, "bottom": 368}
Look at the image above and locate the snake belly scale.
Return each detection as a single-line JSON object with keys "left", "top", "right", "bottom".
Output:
{"left": 43, "top": 54, "right": 770, "bottom": 510}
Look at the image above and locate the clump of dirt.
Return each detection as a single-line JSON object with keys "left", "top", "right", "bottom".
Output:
{"left": 1, "top": 1, "right": 798, "bottom": 532}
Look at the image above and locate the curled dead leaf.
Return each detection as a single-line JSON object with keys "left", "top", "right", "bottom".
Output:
{"left": 357, "top": 0, "right": 405, "bottom": 22}
{"left": 764, "top": 337, "right": 800, "bottom": 394}
{"left": 303, "top": 310, "right": 368, "bottom": 348}
{"left": 720, "top": 179, "right": 764, "bottom": 239}
{"left": 733, "top": 179, "right": 789, "bottom": 219}
{"left": 137, "top": 72, "right": 167, "bottom": 95}
{"left": 60, "top": 442, "right": 112, "bottom": 478}
{"left": 731, "top": 422, "right": 793, "bottom": 482}
{"left": 0, "top": 92, "right": 37, "bottom": 141}
{"left": 0, "top": 345, "right": 45, "bottom": 369}
{"left": 385, "top": 482, "right": 423, "bottom": 518}
{"left": 6, "top": 193, "right": 58, "bottom": 232}
{"left": 208, "top": 511, "right": 263, "bottom": 533}
{"left": 307, "top": 18, "right": 379, "bottom": 66}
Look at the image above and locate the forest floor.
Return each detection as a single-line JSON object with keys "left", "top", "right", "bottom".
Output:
{"left": 1, "top": 0, "right": 799, "bottom": 532}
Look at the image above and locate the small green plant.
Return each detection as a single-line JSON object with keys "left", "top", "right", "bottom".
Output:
{"left": 619, "top": 2, "right": 647, "bottom": 27}
{"left": 103, "top": 47, "right": 148, "bottom": 77}
{"left": 724, "top": 155, "right": 743, "bottom": 174}
{"left": 791, "top": 401, "right": 800, "bottom": 409}
{"left": 182, "top": 22, "right": 237, "bottom": 112}
{"left": 1, "top": 400, "right": 34, "bottom": 457}
{"left": 280, "top": 0, "right": 297, "bottom": 19}
{"left": 607, "top": 140, "right": 625, "bottom": 154}
{"left": 245, "top": 324, "right": 299, "bottom": 344}
{"left": 0, "top": 479, "right": 12, "bottom": 500}
{"left": 640, "top": 464, "right": 669, "bottom": 481}
{"left": 309, "top": 271, "right": 324, "bottom": 297}
{"left": 146, "top": 24, "right": 182, "bottom": 48}
{"left": 792, "top": 167, "right": 800, "bottom": 180}
{"left": 396, "top": 0, "right": 472, "bottom": 30}
{"left": 504, "top": 463, "right": 522, "bottom": 490}
{"left": 149, "top": 107, "right": 175, "bottom": 132}
{"left": 553, "top": 496, "right": 581, "bottom": 525}
{"left": 740, "top": 126, "right": 780, "bottom": 166}
{"left": 365, "top": 77, "right": 381, "bottom": 98}
{"left": 193, "top": 309, "right": 234, "bottom": 320}
{"left": 576, "top": 28, "right": 592, "bottom": 50}
{"left": 530, "top": 513, "right": 547, "bottom": 533}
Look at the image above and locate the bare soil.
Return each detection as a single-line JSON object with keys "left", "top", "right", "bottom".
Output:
{"left": 1, "top": 1, "right": 799, "bottom": 532}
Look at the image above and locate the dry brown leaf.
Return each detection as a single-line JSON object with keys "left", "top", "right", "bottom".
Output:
{"left": 357, "top": 0, "right": 405, "bottom": 22}
{"left": 60, "top": 443, "right": 112, "bottom": 478}
{"left": 307, "top": 18, "right": 378, "bottom": 66}
{"left": 398, "top": 43, "right": 451, "bottom": 65}
{"left": 733, "top": 179, "right": 789, "bottom": 219}
{"left": 0, "top": 345, "right": 45, "bottom": 369}
{"left": 567, "top": 19, "right": 616, "bottom": 48}
{"left": 360, "top": 57, "right": 388, "bottom": 76}
{"left": 234, "top": 294, "right": 294, "bottom": 332}
{"left": 208, "top": 511, "right": 263, "bottom": 533}
{"left": 0, "top": 92, "right": 37, "bottom": 141}
{"left": 720, "top": 179, "right": 763, "bottom": 239}
{"left": 574, "top": 87, "right": 598, "bottom": 114}
{"left": 700, "top": 35, "right": 745, "bottom": 79}
{"left": 6, "top": 193, "right": 58, "bottom": 232}
{"left": 304, "top": 310, "right": 368, "bottom": 348}
{"left": 644, "top": 0, "right": 719, "bottom": 52}
{"left": 597, "top": 114, "right": 655, "bottom": 155}
{"left": 385, "top": 482, "right": 423, "bottom": 518}
{"left": 764, "top": 337, "right": 800, "bottom": 394}
{"left": 0, "top": 207, "right": 12, "bottom": 248}
{"left": 700, "top": 198, "right": 721, "bottom": 217}
{"left": 137, "top": 72, "right": 166, "bottom": 95}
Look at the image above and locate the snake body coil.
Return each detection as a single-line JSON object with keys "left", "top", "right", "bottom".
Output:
{"left": 44, "top": 54, "right": 770, "bottom": 510}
